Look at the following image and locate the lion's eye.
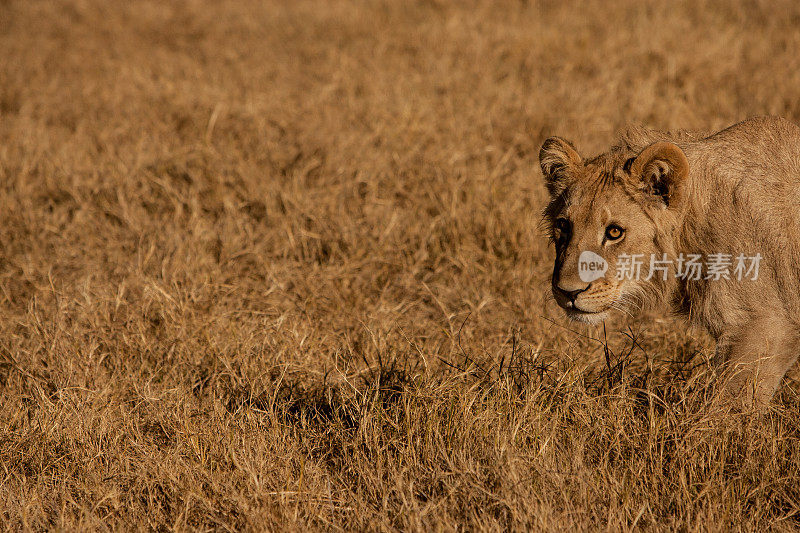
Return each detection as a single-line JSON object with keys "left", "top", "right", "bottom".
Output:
{"left": 605, "top": 224, "right": 624, "bottom": 241}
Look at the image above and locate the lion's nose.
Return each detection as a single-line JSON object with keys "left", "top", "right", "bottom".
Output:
{"left": 555, "top": 284, "right": 591, "bottom": 306}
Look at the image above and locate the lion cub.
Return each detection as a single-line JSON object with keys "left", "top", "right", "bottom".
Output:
{"left": 539, "top": 116, "right": 800, "bottom": 406}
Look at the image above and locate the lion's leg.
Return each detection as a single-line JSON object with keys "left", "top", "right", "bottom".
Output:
{"left": 715, "top": 317, "right": 800, "bottom": 409}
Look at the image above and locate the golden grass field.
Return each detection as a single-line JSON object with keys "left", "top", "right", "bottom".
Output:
{"left": 3, "top": 0, "right": 800, "bottom": 530}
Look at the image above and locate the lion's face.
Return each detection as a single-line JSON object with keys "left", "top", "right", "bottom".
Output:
{"left": 539, "top": 137, "right": 689, "bottom": 324}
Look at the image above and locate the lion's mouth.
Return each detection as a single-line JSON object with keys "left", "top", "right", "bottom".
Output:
{"left": 560, "top": 301, "right": 609, "bottom": 314}
{"left": 563, "top": 305, "right": 611, "bottom": 322}
{"left": 567, "top": 306, "right": 603, "bottom": 315}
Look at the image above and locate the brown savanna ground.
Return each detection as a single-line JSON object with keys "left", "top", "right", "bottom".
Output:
{"left": 3, "top": 0, "right": 800, "bottom": 530}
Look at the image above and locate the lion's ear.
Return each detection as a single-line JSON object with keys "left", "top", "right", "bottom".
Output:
{"left": 629, "top": 141, "right": 689, "bottom": 209}
{"left": 539, "top": 137, "right": 581, "bottom": 196}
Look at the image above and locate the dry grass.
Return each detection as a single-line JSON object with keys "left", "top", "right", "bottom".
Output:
{"left": 3, "top": 0, "right": 800, "bottom": 530}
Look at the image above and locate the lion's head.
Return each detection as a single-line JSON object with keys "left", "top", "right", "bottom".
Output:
{"left": 539, "top": 136, "right": 690, "bottom": 324}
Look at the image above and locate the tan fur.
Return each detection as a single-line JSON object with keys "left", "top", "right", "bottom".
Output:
{"left": 539, "top": 116, "right": 800, "bottom": 407}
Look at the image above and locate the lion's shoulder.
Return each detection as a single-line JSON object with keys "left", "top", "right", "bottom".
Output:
{"left": 616, "top": 116, "right": 800, "bottom": 154}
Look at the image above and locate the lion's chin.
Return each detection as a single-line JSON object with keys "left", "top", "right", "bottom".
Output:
{"left": 564, "top": 307, "right": 610, "bottom": 325}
